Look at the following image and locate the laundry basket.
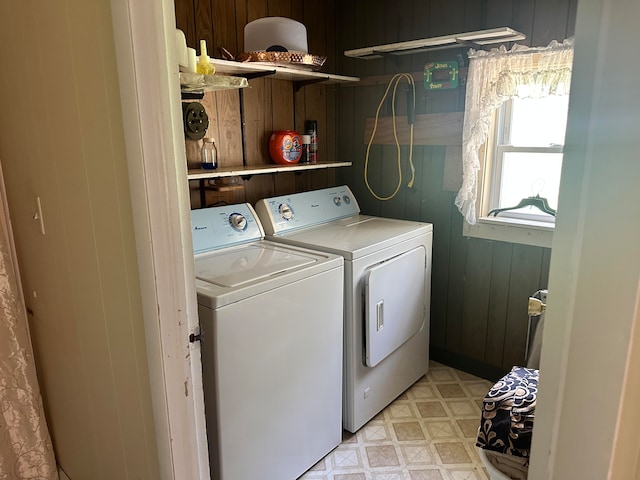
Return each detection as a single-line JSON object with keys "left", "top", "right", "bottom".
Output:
{"left": 476, "top": 367, "right": 537, "bottom": 479}
{"left": 478, "top": 447, "right": 527, "bottom": 480}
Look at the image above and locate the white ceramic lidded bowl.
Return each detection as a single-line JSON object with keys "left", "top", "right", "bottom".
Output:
{"left": 244, "top": 17, "right": 308, "bottom": 53}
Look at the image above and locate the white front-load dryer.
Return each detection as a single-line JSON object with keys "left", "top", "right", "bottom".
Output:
{"left": 255, "top": 186, "right": 433, "bottom": 433}
{"left": 191, "top": 203, "right": 344, "bottom": 479}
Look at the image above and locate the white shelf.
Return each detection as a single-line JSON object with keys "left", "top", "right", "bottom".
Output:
{"left": 344, "top": 27, "right": 526, "bottom": 59}
{"left": 211, "top": 58, "right": 359, "bottom": 85}
{"left": 187, "top": 161, "right": 352, "bottom": 180}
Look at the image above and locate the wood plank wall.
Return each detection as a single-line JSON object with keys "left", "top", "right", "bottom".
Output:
{"left": 175, "top": 0, "right": 339, "bottom": 207}
{"left": 336, "top": 0, "right": 577, "bottom": 380}
{"left": 175, "top": 0, "right": 577, "bottom": 380}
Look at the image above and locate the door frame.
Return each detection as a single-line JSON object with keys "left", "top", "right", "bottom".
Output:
{"left": 110, "top": 0, "right": 209, "bottom": 478}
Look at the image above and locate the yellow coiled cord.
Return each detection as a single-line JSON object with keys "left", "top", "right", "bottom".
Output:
{"left": 364, "top": 73, "right": 416, "bottom": 201}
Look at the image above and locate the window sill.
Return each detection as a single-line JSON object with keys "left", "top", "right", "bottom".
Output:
{"left": 463, "top": 216, "right": 553, "bottom": 248}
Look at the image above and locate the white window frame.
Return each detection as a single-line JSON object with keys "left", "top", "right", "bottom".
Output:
{"left": 464, "top": 97, "right": 568, "bottom": 248}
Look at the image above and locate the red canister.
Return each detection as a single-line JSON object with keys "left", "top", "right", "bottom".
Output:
{"left": 269, "top": 130, "right": 302, "bottom": 165}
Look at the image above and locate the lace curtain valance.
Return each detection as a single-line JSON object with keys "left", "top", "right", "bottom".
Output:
{"left": 455, "top": 38, "right": 574, "bottom": 225}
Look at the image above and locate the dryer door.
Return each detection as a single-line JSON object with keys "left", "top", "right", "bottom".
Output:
{"left": 364, "top": 246, "right": 426, "bottom": 367}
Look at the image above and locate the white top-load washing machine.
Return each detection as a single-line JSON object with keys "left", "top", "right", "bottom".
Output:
{"left": 191, "top": 203, "right": 344, "bottom": 480}
{"left": 255, "top": 186, "right": 433, "bottom": 433}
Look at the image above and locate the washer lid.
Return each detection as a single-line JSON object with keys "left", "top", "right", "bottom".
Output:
{"left": 195, "top": 243, "right": 317, "bottom": 287}
{"left": 274, "top": 215, "right": 432, "bottom": 259}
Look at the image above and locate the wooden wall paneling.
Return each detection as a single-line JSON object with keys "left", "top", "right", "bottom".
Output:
{"left": 325, "top": 85, "right": 337, "bottom": 163}
{"left": 194, "top": 1, "right": 214, "bottom": 52}
{"left": 428, "top": 0, "right": 464, "bottom": 37}
{"left": 336, "top": 86, "right": 356, "bottom": 188}
{"left": 419, "top": 147, "right": 454, "bottom": 349}
{"left": 174, "top": 0, "right": 196, "bottom": 48}
{"left": 244, "top": 176, "right": 276, "bottom": 205}
{"left": 337, "top": 0, "right": 357, "bottom": 76}
{"left": 463, "top": 0, "right": 487, "bottom": 32}
{"left": 510, "top": 0, "right": 535, "bottom": 46}
{"left": 363, "top": 112, "right": 463, "bottom": 146}
{"left": 290, "top": 0, "right": 303, "bottom": 24}
{"left": 324, "top": 0, "right": 337, "bottom": 73}
{"left": 383, "top": 0, "right": 415, "bottom": 74}
{"left": 403, "top": 145, "right": 426, "bottom": 221}
{"left": 501, "top": 244, "right": 544, "bottom": 368}
{"left": 242, "top": 79, "right": 272, "bottom": 166}
{"left": 375, "top": 75, "right": 409, "bottom": 213}
{"left": 354, "top": 0, "right": 386, "bottom": 78}
{"left": 421, "top": 0, "right": 465, "bottom": 115}
{"left": 208, "top": 91, "right": 244, "bottom": 168}
{"left": 484, "top": 241, "right": 514, "bottom": 368}
{"left": 247, "top": 0, "right": 268, "bottom": 23}
{"left": 310, "top": 169, "right": 330, "bottom": 190}
{"left": 304, "top": 0, "right": 326, "bottom": 63}
{"left": 235, "top": 0, "right": 248, "bottom": 53}
{"left": 322, "top": 0, "right": 337, "bottom": 164}
{"left": 460, "top": 238, "right": 494, "bottom": 361}
{"left": 242, "top": 78, "right": 274, "bottom": 204}
{"left": 485, "top": 0, "right": 514, "bottom": 29}
{"left": 268, "top": 79, "right": 296, "bottom": 195}
{"left": 378, "top": 145, "right": 408, "bottom": 219}
{"left": 267, "top": 0, "right": 292, "bottom": 17}
{"left": 410, "top": 0, "right": 432, "bottom": 76}
{"left": 270, "top": 80, "right": 295, "bottom": 130}
{"left": 531, "top": 0, "right": 571, "bottom": 46}
{"left": 301, "top": 85, "right": 330, "bottom": 162}
{"left": 274, "top": 172, "right": 297, "bottom": 196}
{"left": 444, "top": 211, "right": 469, "bottom": 354}
{"left": 353, "top": 84, "right": 388, "bottom": 217}
{"left": 212, "top": 0, "right": 239, "bottom": 54}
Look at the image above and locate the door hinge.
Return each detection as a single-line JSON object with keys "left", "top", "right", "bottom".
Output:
{"left": 189, "top": 333, "right": 201, "bottom": 343}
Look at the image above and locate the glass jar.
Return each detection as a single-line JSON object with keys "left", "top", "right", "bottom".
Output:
{"left": 201, "top": 137, "right": 218, "bottom": 169}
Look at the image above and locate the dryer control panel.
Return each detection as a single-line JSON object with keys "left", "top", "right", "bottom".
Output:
{"left": 255, "top": 185, "right": 361, "bottom": 235}
{"left": 191, "top": 203, "right": 265, "bottom": 254}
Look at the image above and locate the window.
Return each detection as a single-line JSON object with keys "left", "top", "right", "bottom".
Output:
{"left": 488, "top": 95, "right": 570, "bottom": 223}
{"left": 455, "top": 38, "right": 574, "bottom": 247}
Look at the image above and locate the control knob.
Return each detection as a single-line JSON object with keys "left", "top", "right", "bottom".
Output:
{"left": 279, "top": 203, "right": 294, "bottom": 220}
{"left": 229, "top": 213, "right": 247, "bottom": 231}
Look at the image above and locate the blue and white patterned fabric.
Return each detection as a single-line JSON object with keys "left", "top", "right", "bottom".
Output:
{"left": 476, "top": 367, "right": 538, "bottom": 458}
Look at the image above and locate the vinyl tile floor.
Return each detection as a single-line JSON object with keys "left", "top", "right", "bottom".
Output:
{"left": 299, "top": 361, "right": 495, "bottom": 480}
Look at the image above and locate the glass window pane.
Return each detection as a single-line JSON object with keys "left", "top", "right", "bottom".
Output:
{"left": 508, "top": 96, "right": 570, "bottom": 147}
{"left": 499, "top": 152, "right": 563, "bottom": 214}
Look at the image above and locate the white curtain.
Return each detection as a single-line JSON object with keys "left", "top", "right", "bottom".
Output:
{"left": 0, "top": 167, "right": 58, "bottom": 479}
{"left": 455, "top": 38, "right": 574, "bottom": 225}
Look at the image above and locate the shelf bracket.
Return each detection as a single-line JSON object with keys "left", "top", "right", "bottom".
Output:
{"left": 181, "top": 91, "right": 205, "bottom": 100}
{"left": 242, "top": 70, "right": 276, "bottom": 80}
{"left": 455, "top": 39, "right": 487, "bottom": 51}
{"left": 293, "top": 78, "right": 327, "bottom": 92}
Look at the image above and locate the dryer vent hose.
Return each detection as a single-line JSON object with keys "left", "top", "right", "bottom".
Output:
{"left": 364, "top": 73, "right": 416, "bottom": 201}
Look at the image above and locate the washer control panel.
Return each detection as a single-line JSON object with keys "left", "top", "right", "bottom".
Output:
{"left": 191, "top": 203, "right": 264, "bottom": 254}
{"left": 255, "top": 185, "right": 360, "bottom": 235}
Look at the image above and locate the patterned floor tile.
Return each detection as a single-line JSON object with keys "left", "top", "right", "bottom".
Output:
{"left": 299, "top": 362, "right": 491, "bottom": 480}
{"left": 435, "top": 383, "right": 467, "bottom": 399}
{"left": 416, "top": 401, "right": 448, "bottom": 418}
{"left": 393, "top": 421, "right": 426, "bottom": 441}
{"left": 366, "top": 445, "right": 401, "bottom": 467}
{"left": 434, "top": 442, "right": 472, "bottom": 464}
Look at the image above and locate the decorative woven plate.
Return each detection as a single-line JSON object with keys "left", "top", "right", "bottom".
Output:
{"left": 237, "top": 50, "right": 327, "bottom": 70}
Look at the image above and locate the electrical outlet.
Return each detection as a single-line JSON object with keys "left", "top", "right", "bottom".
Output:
{"left": 182, "top": 102, "right": 209, "bottom": 140}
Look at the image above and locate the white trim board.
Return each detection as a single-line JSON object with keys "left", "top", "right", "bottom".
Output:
{"left": 110, "top": 0, "right": 208, "bottom": 478}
